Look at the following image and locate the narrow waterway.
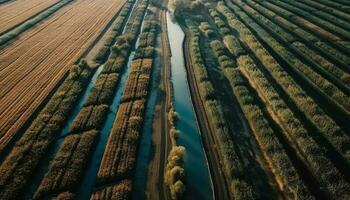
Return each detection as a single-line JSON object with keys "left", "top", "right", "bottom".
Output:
{"left": 77, "top": 4, "right": 149, "bottom": 200}
{"left": 22, "top": 0, "right": 142, "bottom": 198}
{"left": 166, "top": 12, "right": 214, "bottom": 200}
{"left": 131, "top": 31, "right": 161, "bottom": 200}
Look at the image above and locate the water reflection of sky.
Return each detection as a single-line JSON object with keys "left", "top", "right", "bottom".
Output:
{"left": 167, "top": 12, "right": 213, "bottom": 200}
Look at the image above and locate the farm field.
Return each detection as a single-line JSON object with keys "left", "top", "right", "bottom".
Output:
{"left": 0, "top": 0, "right": 126, "bottom": 153}
{"left": 0, "top": 0, "right": 350, "bottom": 199}
{"left": 0, "top": 0, "right": 60, "bottom": 34}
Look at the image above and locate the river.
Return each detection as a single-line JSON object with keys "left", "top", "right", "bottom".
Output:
{"left": 166, "top": 12, "right": 214, "bottom": 200}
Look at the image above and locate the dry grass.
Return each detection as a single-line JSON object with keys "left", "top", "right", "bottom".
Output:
{"left": 0, "top": 0, "right": 59, "bottom": 34}
{"left": 97, "top": 100, "right": 145, "bottom": 183}
{"left": 0, "top": 0, "right": 127, "bottom": 153}
{"left": 34, "top": 130, "right": 99, "bottom": 199}
{"left": 90, "top": 180, "right": 132, "bottom": 200}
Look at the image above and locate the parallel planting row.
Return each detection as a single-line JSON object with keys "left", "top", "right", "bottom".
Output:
{"left": 34, "top": 0, "right": 150, "bottom": 198}
{"left": 0, "top": 0, "right": 128, "bottom": 158}
{"left": 185, "top": 19, "right": 255, "bottom": 199}
{"left": 0, "top": 0, "right": 147, "bottom": 198}
{"left": 172, "top": 0, "right": 350, "bottom": 199}
{"left": 92, "top": 12, "right": 159, "bottom": 199}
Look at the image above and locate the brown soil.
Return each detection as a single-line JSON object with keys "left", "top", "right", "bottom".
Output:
{"left": 0, "top": 0, "right": 126, "bottom": 152}
{"left": 146, "top": 6, "right": 171, "bottom": 200}
{"left": 293, "top": 16, "right": 341, "bottom": 41}
{"left": 0, "top": 0, "right": 59, "bottom": 34}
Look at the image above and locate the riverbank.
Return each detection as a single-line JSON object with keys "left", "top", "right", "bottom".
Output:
{"left": 181, "top": 24, "right": 231, "bottom": 200}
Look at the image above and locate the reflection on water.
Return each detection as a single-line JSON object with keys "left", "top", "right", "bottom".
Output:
{"left": 167, "top": 12, "right": 214, "bottom": 200}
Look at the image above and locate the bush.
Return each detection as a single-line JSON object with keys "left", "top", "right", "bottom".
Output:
{"left": 90, "top": 180, "right": 132, "bottom": 200}
{"left": 34, "top": 130, "right": 98, "bottom": 199}
{"left": 0, "top": 64, "right": 92, "bottom": 199}
{"left": 165, "top": 146, "right": 186, "bottom": 200}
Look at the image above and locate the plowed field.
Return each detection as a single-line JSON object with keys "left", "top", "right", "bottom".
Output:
{"left": 0, "top": 0, "right": 59, "bottom": 33}
{"left": 0, "top": 0, "right": 126, "bottom": 151}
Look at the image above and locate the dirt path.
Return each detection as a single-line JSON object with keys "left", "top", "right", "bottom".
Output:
{"left": 0, "top": 0, "right": 59, "bottom": 34}
{"left": 181, "top": 26, "right": 230, "bottom": 200}
{"left": 0, "top": 0, "right": 126, "bottom": 152}
{"left": 146, "top": 5, "right": 171, "bottom": 200}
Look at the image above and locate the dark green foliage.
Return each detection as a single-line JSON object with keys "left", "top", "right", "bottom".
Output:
{"left": 70, "top": 105, "right": 109, "bottom": 133}
{"left": 0, "top": 63, "right": 92, "bottom": 199}
{"left": 186, "top": 21, "right": 255, "bottom": 199}
{"left": 34, "top": 130, "right": 98, "bottom": 199}
{"left": 85, "top": 73, "right": 119, "bottom": 106}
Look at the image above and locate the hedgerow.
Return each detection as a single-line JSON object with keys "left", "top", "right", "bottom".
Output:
{"left": 0, "top": 61, "right": 92, "bottom": 199}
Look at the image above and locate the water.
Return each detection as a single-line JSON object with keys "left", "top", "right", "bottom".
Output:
{"left": 22, "top": 0, "right": 143, "bottom": 198}
{"left": 166, "top": 12, "right": 214, "bottom": 200}
{"left": 77, "top": 51, "right": 135, "bottom": 199}
{"left": 76, "top": 5, "right": 149, "bottom": 200}
{"left": 22, "top": 63, "right": 104, "bottom": 199}
{"left": 131, "top": 34, "right": 161, "bottom": 200}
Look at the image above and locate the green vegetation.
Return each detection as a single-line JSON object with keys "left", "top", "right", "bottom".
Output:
{"left": 0, "top": 61, "right": 92, "bottom": 199}
{"left": 237, "top": 54, "right": 350, "bottom": 197}
{"left": 292, "top": 41, "right": 350, "bottom": 85}
{"left": 93, "top": 11, "right": 159, "bottom": 199}
{"left": 224, "top": 67, "right": 312, "bottom": 199}
{"left": 32, "top": 0, "right": 151, "bottom": 197}
{"left": 90, "top": 180, "right": 132, "bottom": 200}
{"left": 227, "top": 0, "right": 350, "bottom": 110}
{"left": 217, "top": 2, "right": 350, "bottom": 168}
{"left": 0, "top": 0, "right": 73, "bottom": 46}
{"left": 204, "top": 23, "right": 311, "bottom": 198}
{"left": 34, "top": 130, "right": 98, "bottom": 199}
{"left": 253, "top": 0, "right": 350, "bottom": 67}
{"left": 185, "top": 20, "right": 255, "bottom": 199}
{"left": 94, "top": 0, "right": 135, "bottom": 62}
{"left": 269, "top": 0, "right": 350, "bottom": 40}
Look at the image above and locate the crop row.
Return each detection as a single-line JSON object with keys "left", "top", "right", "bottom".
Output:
{"left": 229, "top": 0, "right": 350, "bottom": 112}
{"left": 286, "top": 0, "right": 350, "bottom": 31}
{"left": 31, "top": 0, "right": 150, "bottom": 198}
{"left": 0, "top": 0, "right": 73, "bottom": 46}
{"left": 92, "top": 13, "right": 158, "bottom": 198}
{"left": 93, "top": 0, "right": 135, "bottom": 63}
{"left": 85, "top": 73, "right": 119, "bottom": 106}
{"left": 204, "top": 21, "right": 311, "bottom": 197}
{"left": 217, "top": 1, "right": 350, "bottom": 168}
{"left": 90, "top": 180, "right": 132, "bottom": 200}
{"left": 97, "top": 100, "right": 145, "bottom": 182}
{"left": 252, "top": 0, "right": 350, "bottom": 67}
{"left": 224, "top": 59, "right": 313, "bottom": 199}
{"left": 236, "top": 54, "right": 350, "bottom": 198}
{"left": 34, "top": 130, "right": 99, "bottom": 199}
{"left": 0, "top": 61, "right": 92, "bottom": 199}
{"left": 185, "top": 20, "right": 255, "bottom": 199}
{"left": 206, "top": 26, "right": 312, "bottom": 198}
{"left": 247, "top": 0, "right": 350, "bottom": 85}
{"left": 266, "top": 0, "right": 350, "bottom": 40}
{"left": 121, "top": 59, "right": 152, "bottom": 102}
{"left": 292, "top": 41, "right": 350, "bottom": 85}
{"left": 208, "top": 9, "right": 246, "bottom": 57}
{"left": 298, "top": 0, "right": 350, "bottom": 22}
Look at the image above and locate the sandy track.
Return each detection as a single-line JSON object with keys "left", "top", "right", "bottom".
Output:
{"left": 0, "top": 0, "right": 59, "bottom": 34}
{"left": 0, "top": 0, "right": 126, "bottom": 151}
{"left": 146, "top": 7, "right": 171, "bottom": 200}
